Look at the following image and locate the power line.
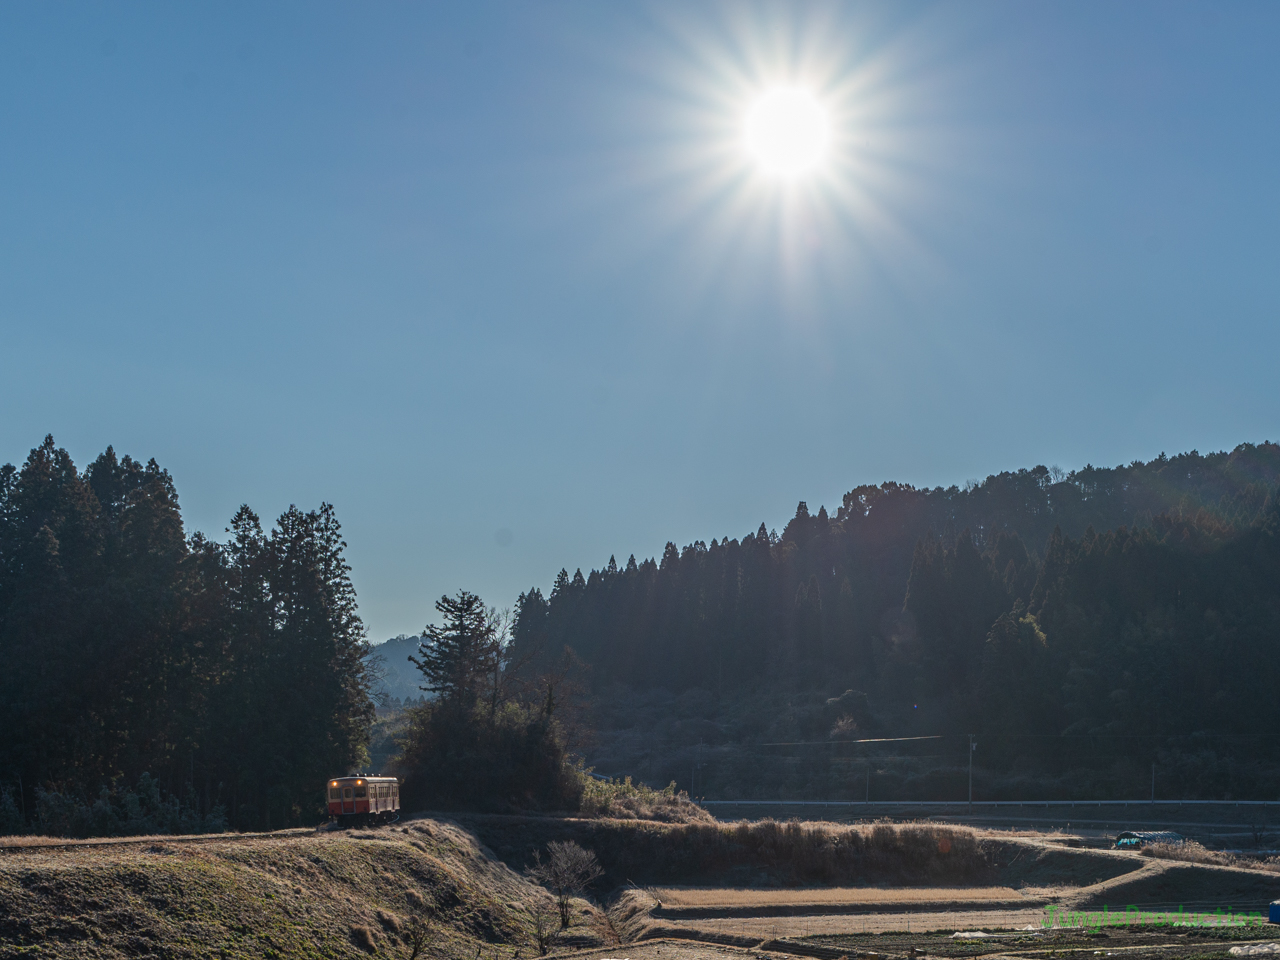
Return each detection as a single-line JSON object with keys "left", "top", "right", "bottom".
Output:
{"left": 721, "top": 754, "right": 950, "bottom": 763}
{"left": 760, "top": 735, "right": 944, "bottom": 746}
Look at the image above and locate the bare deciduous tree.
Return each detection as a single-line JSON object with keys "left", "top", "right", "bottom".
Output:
{"left": 587, "top": 901, "right": 623, "bottom": 946}
{"left": 529, "top": 900, "right": 558, "bottom": 955}
{"left": 527, "top": 841, "right": 603, "bottom": 929}
{"left": 402, "top": 914, "right": 432, "bottom": 960}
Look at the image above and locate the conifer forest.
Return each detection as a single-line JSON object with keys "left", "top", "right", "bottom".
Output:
{"left": 4, "top": 436, "right": 1280, "bottom": 829}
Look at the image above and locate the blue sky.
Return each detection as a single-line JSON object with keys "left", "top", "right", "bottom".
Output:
{"left": 2, "top": 2, "right": 1277, "bottom": 642}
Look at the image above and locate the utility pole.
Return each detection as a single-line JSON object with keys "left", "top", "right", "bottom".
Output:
{"left": 968, "top": 735, "right": 976, "bottom": 813}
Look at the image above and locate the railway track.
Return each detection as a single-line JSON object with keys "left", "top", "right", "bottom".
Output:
{"left": 0, "top": 824, "right": 326, "bottom": 854}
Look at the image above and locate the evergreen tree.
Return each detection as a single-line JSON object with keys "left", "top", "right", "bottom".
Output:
{"left": 0, "top": 436, "right": 375, "bottom": 834}
{"left": 396, "top": 591, "right": 580, "bottom": 812}
{"left": 410, "top": 590, "right": 497, "bottom": 708}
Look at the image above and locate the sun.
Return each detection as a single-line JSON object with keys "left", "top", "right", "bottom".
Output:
{"left": 743, "top": 87, "right": 831, "bottom": 179}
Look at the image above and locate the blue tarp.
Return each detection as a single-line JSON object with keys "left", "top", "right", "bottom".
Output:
{"left": 1114, "top": 830, "right": 1184, "bottom": 848}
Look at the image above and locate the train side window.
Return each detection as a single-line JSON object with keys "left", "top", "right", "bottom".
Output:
{"left": 380, "top": 784, "right": 388, "bottom": 798}
{"left": 392, "top": 784, "right": 398, "bottom": 799}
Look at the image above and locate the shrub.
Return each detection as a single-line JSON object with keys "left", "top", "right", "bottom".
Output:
{"left": 0, "top": 786, "right": 24, "bottom": 835}
{"left": 33, "top": 773, "right": 228, "bottom": 838}
{"left": 578, "top": 774, "right": 712, "bottom": 824}
{"left": 396, "top": 701, "right": 582, "bottom": 812}
{"left": 528, "top": 900, "right": 559, "bottom": 955}
{"left": 349, "top": 925, "right": 377, "bottom": 953}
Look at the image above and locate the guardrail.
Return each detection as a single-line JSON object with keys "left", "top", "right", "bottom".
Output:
{"left": 701, "top": 799, "right": 1278, "bottom": 807}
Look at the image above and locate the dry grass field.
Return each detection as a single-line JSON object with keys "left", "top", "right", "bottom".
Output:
{"left": 646, "top": 906, "right": 1052, "bottom": 938}
{"left": 651, "top": 886, "right": 1022, "bottom": 907}
{"left": 548, "top": 929, "right": 1280, "bottom": 960}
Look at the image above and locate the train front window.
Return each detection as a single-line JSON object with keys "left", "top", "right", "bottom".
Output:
{"left": 329, "top": 787, "right": 340, "bottom": 800}
{"left": 354, "top": 785, "right": 366, "bottom": 798}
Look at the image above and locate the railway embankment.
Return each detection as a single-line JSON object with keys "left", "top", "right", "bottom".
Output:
{"left": 0, "top": 820, "right": 549, "bottom": 958}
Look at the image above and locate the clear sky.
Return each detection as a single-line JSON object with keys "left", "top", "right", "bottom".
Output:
{"left": 2, "top": 2, "right": 1277, "bottom": 642}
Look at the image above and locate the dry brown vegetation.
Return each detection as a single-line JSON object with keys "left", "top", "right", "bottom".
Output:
{"left": 651, "top": 886, "right": 1022, "bottom": 907}
{"left": 464, "top": 816, "right": 991, "bottom": 888}
{"left": 578, "top": 776, "right": 714, "bottom": 824}
{"left": 0, "top": 820, "right": 608, "bottom": 959}
{"left": 1140, "top": 840, "right": 1280, "bottom": 873}
{"left": 7, "top": 813, "right": 1280, "bottom": 958}
{"left": 0, "top": 815, "right": 1014, "bottom": 957}
{"left": 0, "top": 827, "right": 317, "bottom": 850}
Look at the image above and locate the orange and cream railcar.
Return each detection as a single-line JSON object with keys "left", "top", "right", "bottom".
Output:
{"left": 327, "top": 776, "right": 400, "bottom": 825}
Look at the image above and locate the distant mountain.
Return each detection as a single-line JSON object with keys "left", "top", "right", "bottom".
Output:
{"left": 365, "top": 635, "right": 426, "bottom": 703}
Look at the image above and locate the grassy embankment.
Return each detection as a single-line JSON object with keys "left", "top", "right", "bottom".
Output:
{"left": 0, "top": 818, "right": 994, "bottom": 958}
{"left": 460, "top": 816, "right": 990, "bottom": 887}
{"left": 1141, "top": 841, "right": 1280, "bottom": 873}
{"left": 0, "top": 821, "right": 551, "bottom": 959}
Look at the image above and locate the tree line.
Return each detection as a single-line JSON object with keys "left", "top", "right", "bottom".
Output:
{"left": 512, "top": 443, "right": 1280, "bottom": 795}
{"left": 0, "top": 436, "right": 373, "bottom": 832}
{"left": 6, "top": 433, "right": 1277, "bottom": 827}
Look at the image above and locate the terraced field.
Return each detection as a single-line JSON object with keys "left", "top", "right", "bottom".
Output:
{"left": 4, "top": 818, "right": 1279, "bottom": 960}
{"left": 620, "top": 833, "right": 1280, "bottom": 951}
{"left": 651, "top": 887, "right": 1023, "bottom": 907}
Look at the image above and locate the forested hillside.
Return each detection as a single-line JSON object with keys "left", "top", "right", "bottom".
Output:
{"left": 513, "top": 443, "right": 1280, "bottom": 800}
{"left": 6, "top": 434, "right": 1279, "bottom": 825}
{"left": 0, "top": 437, "right": 373, "bottom": 832}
